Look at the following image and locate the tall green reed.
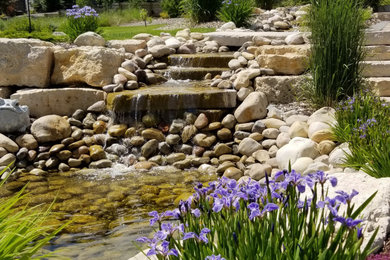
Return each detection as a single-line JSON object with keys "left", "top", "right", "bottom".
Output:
{"left": 180, "top": 0, "right": 223, "bottom": 23}
{"left": 308, "top": 0, "right": 366, "bottom": 107}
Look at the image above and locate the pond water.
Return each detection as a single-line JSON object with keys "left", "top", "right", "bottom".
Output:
{"left": 0, "top": 164, "right": 217, "bottom": 259}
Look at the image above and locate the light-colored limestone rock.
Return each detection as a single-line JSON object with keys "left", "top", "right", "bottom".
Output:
{"left": 0, "top": 99, "right": 30, "bottom": 133}
{"left": 261, "top": 118, "right": 286, "bottom": 129}
{"left": 0, "top": 133, "right": 19, "bottom": 153}
{"left": 11, "top": 88, "right": 106, "bottom": 117}
{"left": 310, "top": 128, "right": 335, "bottom": 143}
{"left": 247, "top": 163, "right": 272, "bottom": 180}
{"left": 329, "top": 143, "right": 350, "bottom": 167}
{"left": 107, "top": 39, "right": 146, "bottom": 53}
{"left": 51, "top": 47, "right": 124, "bottom": 87}
{"left": 0, "top": 38, "right": 54, "bottom": 88}
{"left": 285, "top": 33, "right": 304, "bottom": 45}
{"left": 257, "top": 54, "right": 308, "bottom": 75}
{"left": 276, "top": 137, "right": 319, "bottom": 170}
{"left": 255, "top": 76, "right": 305, "bottom": 103}
{"left": 234, "top": 92, "right": 268, "bottom": 123}
{"left": 74, "top": 32, "right": 106, "bottom": 47}
{"left": 289, "top": 121, "right": 308, "bottom": 138}
{"left": 233, "top": 69, "right": 261, "bottom": 90}
{"left": 318, "top": 140, "right": 336, "bottom": 155}
{"left": 238, "top": 138, "right": 262, "bottom": 156}
{"left": 291, "top": 157, "right": 314, "bottom": 173}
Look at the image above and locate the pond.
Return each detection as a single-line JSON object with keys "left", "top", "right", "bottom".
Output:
{"left": 0, "top": 165, "right": 217, "bottom": 259}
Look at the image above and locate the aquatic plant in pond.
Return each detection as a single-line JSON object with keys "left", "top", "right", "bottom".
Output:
{"left": 136, "top": 170, "right": 378, "bottom": 259}
{"left": 333, "top": 91, "right": 390, "bottom": 178}
{"left": 64, "top": 5, "right": 99, "bottom": 41}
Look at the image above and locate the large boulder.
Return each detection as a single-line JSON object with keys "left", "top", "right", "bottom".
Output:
{"left": 234, "top": 92, "right": 268, "bottom": 123}
{"left": 0, "top": 99, "right": 30, "bottom": 133}
{"left": 238, "top": 138, "right": 262, "bottom": 156}
{"left": 74, "top": 32, "right": 106, "bottom": 47}
{"left": 51, "top": 47, "right": 124, "bottom": 87}
{"left": 11, "top": 88, "right": 106, "bottom": 117}
{"left": 0, "top": 133, "right": 19, "bottom": 153}
{"left": 107, "top": 39, "right": 147, "bottom": 53}
{"left": 233, "top": 69, "right": 261, "bottom": 90}
{"left": 31, "top": 115, "right": 71, "bottom": 143}
{"left": 0, "top": 38, "right": 54, "bottom": 88}
{"left": 276, "top": 137, "right": 319, "bottom": 170}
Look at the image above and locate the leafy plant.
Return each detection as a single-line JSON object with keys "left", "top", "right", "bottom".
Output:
{"left": 161, "top": 0, "right": 181, "bottom": 18}
{"left": 63, "top": 5, "right": 99, "bottom": 41}
{"left": 136, "top": 171, "right": 378, "bottom": 259}
{"left": 333, "top": 91, "right": 390, "bottom": 178}
{"left": 33, "top": 0, "right": 66, "bottom": 12}
{"left": 139, "top": 8, "right": 152, "bottom": 27}
{"left": 308, "top": 0, "right": 366, "bottom": 107}
{"left": 0, "top": 167, "right": 66, "bottom": 259}
{"left": 180, "top": 0, "right": 223, "bottom": 23}
{"left": 217, "top": 0, "right": 254, "bottom": 28}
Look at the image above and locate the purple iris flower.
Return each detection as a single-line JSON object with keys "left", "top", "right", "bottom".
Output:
{"left": 334, "top": 189, "right": 359, "bottom": 204}
{"left": 333, "top": 216, "right": 362, "bottom": 229}
{"left": 205, "top": 255, "right": 226, "bottom": 260}
{"left": 357, "top": 227, "right": 363, "bottom": 239}
{"left": 183, "top": 228, "right": 210, "bottom": 243}
{"left": 192, "top": 208, "right": 201, "bottom": 218}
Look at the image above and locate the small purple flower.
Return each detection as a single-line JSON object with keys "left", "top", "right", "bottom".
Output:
{"left": 333, "top": 216, "right": 362, "bottom": 229}
{"left": 183, "top": 228, "right": 210, "bottom": 243}
{"left": 263, "top": 203, "right": 279, "bottom": 213}
{"left": 205, "top": 255, "right": 226, "bottom": 260}
{"left": 334, "top": 189, "right": 359, "bottom": 204}
{"left": 357, "top": 227, "right": 363, "bottom": 239}
{"left": 191, "top": 208, "right": 201, "bottom": 218}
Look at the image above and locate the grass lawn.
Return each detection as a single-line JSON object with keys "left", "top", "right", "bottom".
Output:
{"left": 100, "top": 24, "right": 216, "bottom": 40}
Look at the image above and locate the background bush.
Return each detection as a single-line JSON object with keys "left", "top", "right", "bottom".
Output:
{"left": 161, "top": 0, "right": 181, "bottom": 18}
{"left": 33, "top": 0, "right": 66, "bottom": 12}
{"left": 217, "top": 0, "right": 254, "bottom": 27}
{"left": 255, "top": 0, "right": 274, "bottom": 9}
{"left": 180, "top": 0, "right": 223, "bottom": 23}
{"left": 308, "top": 0, "right": 365, "bottom": 107}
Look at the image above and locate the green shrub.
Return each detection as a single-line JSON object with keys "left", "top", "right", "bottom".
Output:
{"left": 277, "top": 0, "right": 310, "bottom": 7}
{"left": 33, "top": 0, "right": 66, "bottom": 12}
{"left": 0, "top": 168, "right": 66, "bottom": 259}
{"left": 63, "top": 5, "right": 99, "bottom": 41}
{"left": 161, "top": 0, "right": 181, "bottom": 18}
{"left": 308, "top": 0, "right": 366, "bottom": 107}
{"left": 333, "top": 91, "right": 390, "bottom": 178}
{"left": 180, "top": 0, "right": 223, "bottom": 23}
{"left": 217, "top": 0, "right": 254, "bottom": 27}
{"left": 255, "top": 0, "right": 273, "bottom": 9}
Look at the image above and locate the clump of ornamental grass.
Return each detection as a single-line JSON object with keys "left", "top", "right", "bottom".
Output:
{"left": 180, "top": 0, "right": 223, "bottom": 23}
{"left": 217, "top": 0, "right": 254, "bottom": 28}
{"left": 0, "top": 167, "right": 66, "bottom": 259}
{"left": 308, "top": 0, "right": 366, "bottom": 107}
{"left": 136, "top": 170, "right": 378, "bottom": 259}
{"left": 333, "top": 91, "right": 390, "bottom": 178}
{"left": 63, "top": 5, "right": 99, "bottom": 41}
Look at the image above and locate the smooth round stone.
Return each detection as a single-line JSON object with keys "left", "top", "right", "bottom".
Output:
{"left": 222, "top": 114, "right": 236, "bottom": 129}
{"left": 93, "top": 121, "right": 107, "bottom": 134}
{"left": 262, "top": 128, "right": 280, "bottom": 139}
{"left": 217, "top": 128, "right": 232, "bottom": 141}
{"left": 15, "top": 134, "right": 38, "bottom": 150}
{"left": 16, "top": 147, "right": 28, "bottom": 160}
{"left": 61, "top": 137, "right": 75, "bottom": 146}
{"left": 68, "top": 140, "right": 85, "bottom": 150}
{"left": 89, "top": 159, "right": 112, "bottom": 169}
{"left": 194, "top": 113, "right": 209, "bottom": 130}
{"left": 217, "top": 161, "right": 236, "bottom": 174}
{"left": 125, "top": 127, "right": 136, "bottom": 138}
{"left": 142, "top": 114, "right": 158, "bottom": 128}
{"left": 208, "top": 122, "right": 222, "bottom": 131}
{"left": 134, "top": 161, "right": 158, "bottom": 170}
{"left": 219, "top": 154, "right": 240, "bottom": 163}
{"left": 108, "top": 124, "right": 127, "bottom": 137}
{"left": 192, "top": 146, "right": 205, "bottom": 157}
{"left": 68, "top": 158, "right": 82, "bottom": 168}
{"left": 214, "top": 144, "right": 232, "bottom": 157}
{"left": 142, "top": 128, "right": 165, "bottom": 141}
{"left": 58, "top": 163, "right": 70, "bottom": 172}
{"left": 49, "top": 144, "right": 65, "bottom": 154}
{"left": 57, "top": 150, "right": 72, "bottom": 161}
{"left": 249, "top": 132, "right": 264, "bottom": 141}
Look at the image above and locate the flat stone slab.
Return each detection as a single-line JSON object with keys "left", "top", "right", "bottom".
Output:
{"left": 204, "top": 31, "right": 295, "bottom": 47}
{"left": 107, "top": 81, "right": 237, "bottom": 113}
{"left": 365, "top": 77, "right": 390, "bottom": 96}
{"left": 365, "top": 30, "right": 390, "bottom": 45}
{"left": 155, "top": 67, "right": 230, "bottom": 80}
{"left": 362, "top": 61, "right": 390, "bottom": 77}
{"left": 168, "top": 53, "right": 234, "bottom": 68}
{"left": 11, "top": 88, "right": 106, "bottom": 117}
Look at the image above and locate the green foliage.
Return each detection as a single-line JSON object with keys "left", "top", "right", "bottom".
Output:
{"left": 139, "top": 8, "right": 152, "bottom": 27}
{"left": 180, "top": 0, "right": 223, "bottom": 23}
{"left": 97, "top": 8, "right": 142, "bottom": 26}
{"left": 277, "top": 0, "right": 310, "bottom": 7}
{"left": 100, "top": 24, "right": 215, "bottom": 40}
{"left": 217, "top": 0, "right": 254, "bottom": 28}
{"left": 308, "top": 0, "right": 366, "bottom": 107}
{"left": 333, "top": 91, "right": 390, "bottom": 178}
{"left": 0, "top": 17, "right": 68, "bottom": 42}
{"left": 0, "top": 168, "right": 66, "bottom": 259}
{"left": 255, "top": 0, "right": 274, "bottom": 9}
{"left": 161, "top": 0, "right": 182, "bottom": 18}
{"left": 364, "top": 0, "right": 380, "bottom": 10}
{"left": 33, "top": 0, "right": 66, "bottom": 12}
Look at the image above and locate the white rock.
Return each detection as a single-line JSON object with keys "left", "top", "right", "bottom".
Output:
{"left": 276, "top": 137, "right": 319, "bottom": 170}
{"left": 302, "top": 161, "right": 330, "bottom": 175}
{"left": 228, "top": 59, "right": 242, "bottom": 70}
{"left": 31, "top": 115, "right": 71, "bottom": 143}
{"left": 74, "top": 31, "right": 106, "bottom": 47}
{"left": 308, "top": 121, "right": 330, "bottom": 138}
{"left": 149, "top": 45, "right": 173, "bottom": 58}
{"left": 220, "top": 22, "right": 236, "bottom": 31}
{"left": 0, "top": 133, "right": 19, "bottom": 153}
{"left": 147, "top": 36, "right": 165, "bottom": 48}
{"left": 329, "top": 143, "right": 350, "bottom": 167}
{"left": 165, "top": 38, "right": 181, "bottom": 49}
{"left": 233, "top": 69, "right": 261, "bottom": 90}
{"left": 285, "top": 33, "right": 304, "bottom": 45}
{"left": 108, "top": 39, "right": 146, "bottom": 53}
{"left": 276, "top": 132, "right": 290, "bottom": 148}
{"left": 289, "top": 121, "right": 308, "bottom": 138}
{"left": 234, "top": 92, "right": 268, "bottom": 123}
{"left": 285, "top": 114, "right": 309, "bottom": 126}
{"left": 237, "top": 87, "right": 253, "bottom": 101}
{"left": 291, "top": 157, "right": 314, "bottom": 173}
{"left": 176, "top": 29, "right": 191, "bottom": 39}
{"left": 307, "top": 107, "right": 336, "bottom": 125}
{"left": 253, "top": 36, "right": 271, "bottom": 46}
{"left": 247, "top": 163, "right": 272, "bottom": 180}
{"left": 118, "top": 67, "right": 137, "bottom": 81}
{"left": 0, "top": 99, "right": 30, "bottom": 133}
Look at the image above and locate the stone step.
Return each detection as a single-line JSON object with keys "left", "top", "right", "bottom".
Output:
{"left": 381, "top": 96, "right": 390, "bottom": 103}
{"left": 168, "top": 53, "right": 234, "bottom": 68}
{"left": 365, "top": 77, "right": 390, "bottom": 96}
{"left": 362, "top": 61, "right": 390, "bottom": 77}
{"left": 155, "top": 67, "right": 230, "bottom": 80}
{"left": 106, "top": 81, "right": 237, "bottom": 113}
{"left": 365, "top": 45, "right": 390, "bottom": 61}
{"left": 204, "top": 31, "right": 294, "bottom": 47}
{"left": 365, "top": 30, "right": 390, "bottom": 45}
{"left": 376, "top": 12, "right": 390, "bottom": 21}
